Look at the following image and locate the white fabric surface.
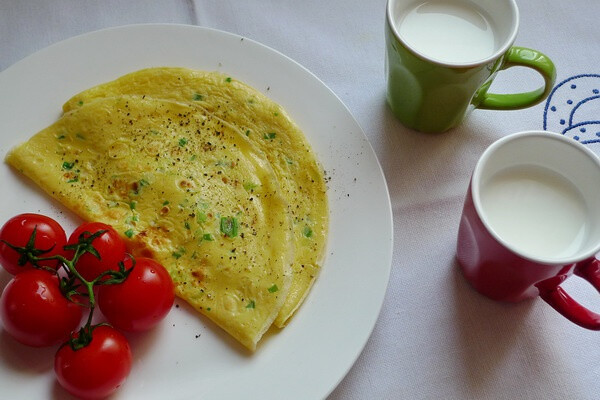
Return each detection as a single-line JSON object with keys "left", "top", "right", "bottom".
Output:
{"left": 2, "top": 0, "right": 600, "bottom": 399}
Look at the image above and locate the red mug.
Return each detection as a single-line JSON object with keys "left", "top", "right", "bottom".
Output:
{"left": 457, "top": 131, "right": 600, "bottom": 329}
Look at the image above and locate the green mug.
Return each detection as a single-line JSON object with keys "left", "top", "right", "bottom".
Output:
{"left": 385, "top": 0, "right": 556, "bottom": 133}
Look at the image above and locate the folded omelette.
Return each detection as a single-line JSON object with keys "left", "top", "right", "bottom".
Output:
{"left": 63, "top": 67, "right": 329, "bottom": 328}
{"left": 7, "top": 96, "right": 294, "bottom": 350}
{"left": 6, "top": 68, "right": 328, "bottom": 350}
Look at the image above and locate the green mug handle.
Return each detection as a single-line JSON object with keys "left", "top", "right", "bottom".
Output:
{"left": 478, "top": 46, "right": 557, "bottom": 110}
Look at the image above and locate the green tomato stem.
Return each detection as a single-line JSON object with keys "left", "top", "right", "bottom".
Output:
{"left": 5, "top": 228, "right": 133, "bottom": 349}
{"left": 34, "top": 249, "right": 98, "bottom": 332}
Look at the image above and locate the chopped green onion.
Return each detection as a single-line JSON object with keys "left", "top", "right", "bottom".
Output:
{"left": 196, "top": 212, "right": 207, "bottom": 224}
{"left": 303, "top": 226, "right": 313, "bottom": 238}
{"left": 172, "top": 248, "right": 185, "bottom": 259}
{"left": 220, "top": 216, "right": 239, "bottom": 238}
{"left": 243, "top": 182, "right": 258, "bottom": 191}
{"left": 125, "top": 214, "right": 139, "bottom": 224}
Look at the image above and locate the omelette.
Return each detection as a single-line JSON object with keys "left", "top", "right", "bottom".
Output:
{"left": 62, "top": 67, "right": 329, "bottom": 328}
{"left": 6, "top": 96, "right": 294, "bottom": 351}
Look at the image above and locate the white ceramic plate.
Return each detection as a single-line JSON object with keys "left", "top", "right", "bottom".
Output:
{"left": 0, "top": 24, "right": 393, "bottom": 399}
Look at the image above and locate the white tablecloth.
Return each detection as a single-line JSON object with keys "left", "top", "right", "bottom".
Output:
{"left": 2, "top": 1, "right": 600, "bottom": 399}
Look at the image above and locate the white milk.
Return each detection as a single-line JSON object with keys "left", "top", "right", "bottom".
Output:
{"left": 397, "top": 0, "right": 498, "bottom": 63}
{"left": 480, "top": 165, "right": 589, "bottom": 260}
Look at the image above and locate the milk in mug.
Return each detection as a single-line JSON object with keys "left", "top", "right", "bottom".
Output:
{"left": 480, "top": 165, "right": 589, "bottom": 260}
{"left": 395, "top": 0, "right": 498, "bottom": 64}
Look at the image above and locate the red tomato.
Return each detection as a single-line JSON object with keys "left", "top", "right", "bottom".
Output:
{"left": 0, "top": 213, "right": 67, "bottom": 275}
{"left": 98, "top": 257, "right": 174, "bottom": 332}
{"left": 66, "top": 222, "right": 127, "bottom": 282}
{"left": 0, "top": 269, "right": 83, "bottom": 347}
{"left": 55, "top": 325, "right": 132, "bottom": 399}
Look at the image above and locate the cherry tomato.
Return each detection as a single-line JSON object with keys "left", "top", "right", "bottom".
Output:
{"left": 98, "top": 257, "right": 174, "bottom": 332}
{"left": 55, "top": 325, "right": 132, "bottom": 399}
{"left": 0, "top": 269, "right": 82, "bottom": 347}
{"left": 66, "top": 222, "right": 127, "bottom": 282}
{"left": 0, "top": 213, "right": 67, "bottom": 275}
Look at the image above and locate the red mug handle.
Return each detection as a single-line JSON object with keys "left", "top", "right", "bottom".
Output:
{"left": 539, "top": 258, "right": 600, "bottom": 330}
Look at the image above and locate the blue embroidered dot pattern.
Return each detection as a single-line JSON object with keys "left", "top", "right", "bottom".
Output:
{"left": 543, "top": 74, "right": 600, "bottom": 146}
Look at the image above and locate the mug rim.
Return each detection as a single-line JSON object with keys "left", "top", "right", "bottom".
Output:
{"left": 471, "top": 130, "right": 600, "bottom": 265}
{"left": 386, "top": 0, "right": 520, "bottom": 68}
